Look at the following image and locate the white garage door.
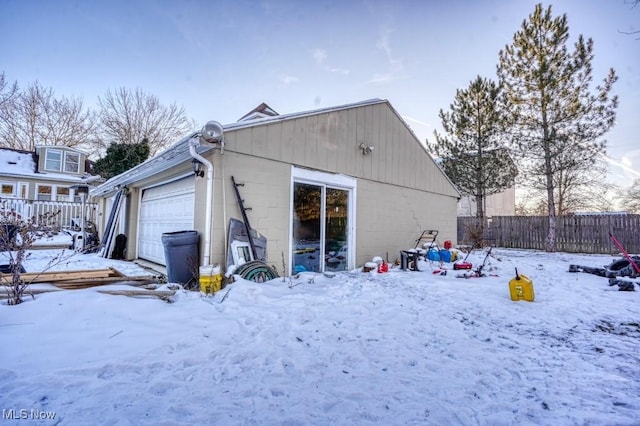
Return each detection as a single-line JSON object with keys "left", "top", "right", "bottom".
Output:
{"left": 138, "top": 176, "right": 195, "bottom": 265}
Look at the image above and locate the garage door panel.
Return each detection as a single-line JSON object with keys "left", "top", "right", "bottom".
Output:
{"left": 138, "top": 177, "right": 195, "bottom": 265}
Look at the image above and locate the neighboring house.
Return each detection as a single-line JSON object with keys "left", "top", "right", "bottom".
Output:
{"left": 0, "top": 146, "right": 99, "bottom": 201}
{"left": 91, "top": 99, "right": 460, "bottom": 273}
{"left": 430, "top": 150, "right": 516, "bottom": 218}
{"left": 0, "top": 146, "right": 101, "bottom": 227}
{"left": 237, "top": 102, "right": 279, "bottom": 121}
{"left": 457, "top": 188, "right": 516, "bottom": 217}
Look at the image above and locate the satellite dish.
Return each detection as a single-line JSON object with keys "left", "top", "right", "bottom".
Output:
{"left": 200, "top": 121, "right": 224, "bottom": 145}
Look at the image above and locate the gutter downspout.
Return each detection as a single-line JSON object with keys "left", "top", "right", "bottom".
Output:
{"left": 189, "top": 140, "right": 214, "bottom": 266}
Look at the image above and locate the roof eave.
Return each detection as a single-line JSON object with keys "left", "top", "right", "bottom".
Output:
{"left": 91, "top": 133, "right": 213, "bottom": 197}
{"left": 91, "top": 98, "right": 392, "bottom": 197}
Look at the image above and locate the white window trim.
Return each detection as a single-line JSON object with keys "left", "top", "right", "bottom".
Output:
{"left": 35, "top": 184, "right": 53, "bottom": 201}
{"left": 44, "top": 149, "right": 81, "bottom": 174}
{"left": 290, "top": 166, "right": 357, "bottom": 272}
{"left": 35, "top": 184, "right": 74, "bottom": 201}
{"left": 292, "top": 166, "right": 357, "bottom": 189}
{"left": 45, "top": 149, "right": 62, "bottom": 172}
{"left": 19, "top": 183, "right": 28, "bottom": 199}
{"left": 56, "top": 186, "right": 72, "bottom": 202}
{"left": 64, "top": 151, "right": 80, "bottom": 173}
{"left": 1, "top": 182, "right": 16, "bottom": 197}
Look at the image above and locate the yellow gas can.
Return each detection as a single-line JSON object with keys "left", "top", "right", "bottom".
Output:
{"left": 200, "top": 265, "right": 222, "bottom": 294}
{"left": 509, "top": 269, "right": 534, "bottom": 302}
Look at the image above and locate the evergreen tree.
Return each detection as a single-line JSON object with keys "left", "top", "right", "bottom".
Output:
{"left": 94, "top": 139, "right": 150, "bottom": 180}
{"left": 429, "top": 75, "right": 517, "bottom": 245}
{"left": 497, "top": 3, "right": 618, "bottom": 252}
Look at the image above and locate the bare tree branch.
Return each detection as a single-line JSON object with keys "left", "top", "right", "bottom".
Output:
{"left": 623, "top": 178, "right": 640, "bottom": 213}
{"left": 96, "top": 88, "right": 195, "bottom": 156}
{"left": 619, "top": 0, "right": 640, "bottom": 39}
{"left": 0, "top": 71, "right": 19, "bottom": 110}
{"left": 0, "top": 79, "right": 95, "bottom": 151}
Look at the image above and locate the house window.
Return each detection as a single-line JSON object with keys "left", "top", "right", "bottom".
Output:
{"left": 1, "top": 183, "right": 15, "bottom": 197}
{"left": 36, "top": 185, "right": 52, "bottom": 201}
{"left": 64, "top": 152, "right": 80, "bottom": 173}
{"left": 291, "top": 167, "right": 356, "bottom": 274}
{"left": 45, "top": 149, "right": 62, "bottom": 172}
{"left": 56, "top": 187, "right": 71, "bottom": 201}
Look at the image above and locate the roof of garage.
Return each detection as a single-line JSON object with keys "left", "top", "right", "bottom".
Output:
{"left": 91, "top": 99, "right": 390, "bottom": 197}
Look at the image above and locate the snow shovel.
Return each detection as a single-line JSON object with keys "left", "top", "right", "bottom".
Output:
{"left": 609, "top": 232, "right": 640, "bottom": 277}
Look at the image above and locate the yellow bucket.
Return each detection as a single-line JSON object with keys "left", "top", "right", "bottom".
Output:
{"left": 509, "top": 271, "right": 534, "bottom": 302}
{"left": 199, "top": 265, "right": 222, "bottom": 294}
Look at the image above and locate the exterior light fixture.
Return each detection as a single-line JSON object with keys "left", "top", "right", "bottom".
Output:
{"left": 359, "top": 143, "right": 374, "bottom": 155}
{"left": 200, "top": 121, "right": 224, "bottom": 145}
{"left": 192, "top": 158, "right": 205, "bottom": 177}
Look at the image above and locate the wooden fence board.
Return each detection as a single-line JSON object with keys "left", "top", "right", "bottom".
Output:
{"left": 458, "top": 214, "right": 640, "bottom": 254}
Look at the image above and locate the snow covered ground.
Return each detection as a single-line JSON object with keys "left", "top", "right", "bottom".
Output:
{"left": 1, "top": 248, "right": 639, "bottom": 425}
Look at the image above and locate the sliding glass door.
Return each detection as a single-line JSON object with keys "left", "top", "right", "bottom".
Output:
{"left": 293, "top": 183, "right": 322, "bottom": 273}
{"left": 292, "top": 182, "right": 350, "bottom": 273}
{"left": 324, "top": 188, "right": 349, "bottom": 271}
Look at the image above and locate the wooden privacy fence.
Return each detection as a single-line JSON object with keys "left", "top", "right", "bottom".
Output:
{"left": 458, "top": 214, "right": 640, "bottom": 254}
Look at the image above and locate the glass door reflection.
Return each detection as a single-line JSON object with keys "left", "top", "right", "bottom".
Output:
{"left": 325, "top": 188, "right": 348, "bottom": 271}
{"left": 292, "top": 182, "right": 322, "bottom": 273}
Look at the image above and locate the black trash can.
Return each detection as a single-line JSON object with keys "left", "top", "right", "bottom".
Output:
{"left": 161, "top": 230, "right": 200, "bottom": 285}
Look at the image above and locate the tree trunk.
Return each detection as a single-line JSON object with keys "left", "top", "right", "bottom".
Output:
{"left": 541, "top": 90, "right": 556, "bottom": 252}
{"left": 475, "top": 195, "right": 485, "bottom": 248}
{"left": 546, "top": 183, "right": 557, "bottom": 252}
{"left": 543, "top": 138, "right": 556, "bottom": 252}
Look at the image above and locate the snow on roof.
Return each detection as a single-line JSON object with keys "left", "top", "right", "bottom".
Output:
{"left": 0, "top": 148, "right": 37, "bottom": 177}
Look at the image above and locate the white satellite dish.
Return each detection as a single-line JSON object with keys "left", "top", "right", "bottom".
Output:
{"left": 200, "top": 121, "right": 224, "bottom": 145}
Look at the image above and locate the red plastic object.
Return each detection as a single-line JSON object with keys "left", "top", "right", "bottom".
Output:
{"left": 453, "top": 262, "right": 472, "bottom": 270}
{"left": 377, "top": 262, "right": 389, "bottom": 273}
{"left": 444, "top": 240, "right": 452, "bottom": 250}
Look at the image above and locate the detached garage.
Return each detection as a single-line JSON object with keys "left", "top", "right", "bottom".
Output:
{"left": 91, "top": 99, "right": 460, "bottom": 275}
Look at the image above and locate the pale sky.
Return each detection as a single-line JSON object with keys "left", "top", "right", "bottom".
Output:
{"left": 1, "top": 0, "right": 638, "bottom": 189}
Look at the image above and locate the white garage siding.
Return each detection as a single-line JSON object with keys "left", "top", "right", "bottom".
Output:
{"left": 137, "top": 176, "right": 195, "bottom": 265}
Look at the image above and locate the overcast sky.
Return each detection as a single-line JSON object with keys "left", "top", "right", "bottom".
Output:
{"left": 1, "top": 0, "right": 638, "bottom": 188}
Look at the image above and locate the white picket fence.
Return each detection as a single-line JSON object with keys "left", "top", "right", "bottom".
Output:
{"left": 0, "top": 198, "right": 97, "bottom": 230}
